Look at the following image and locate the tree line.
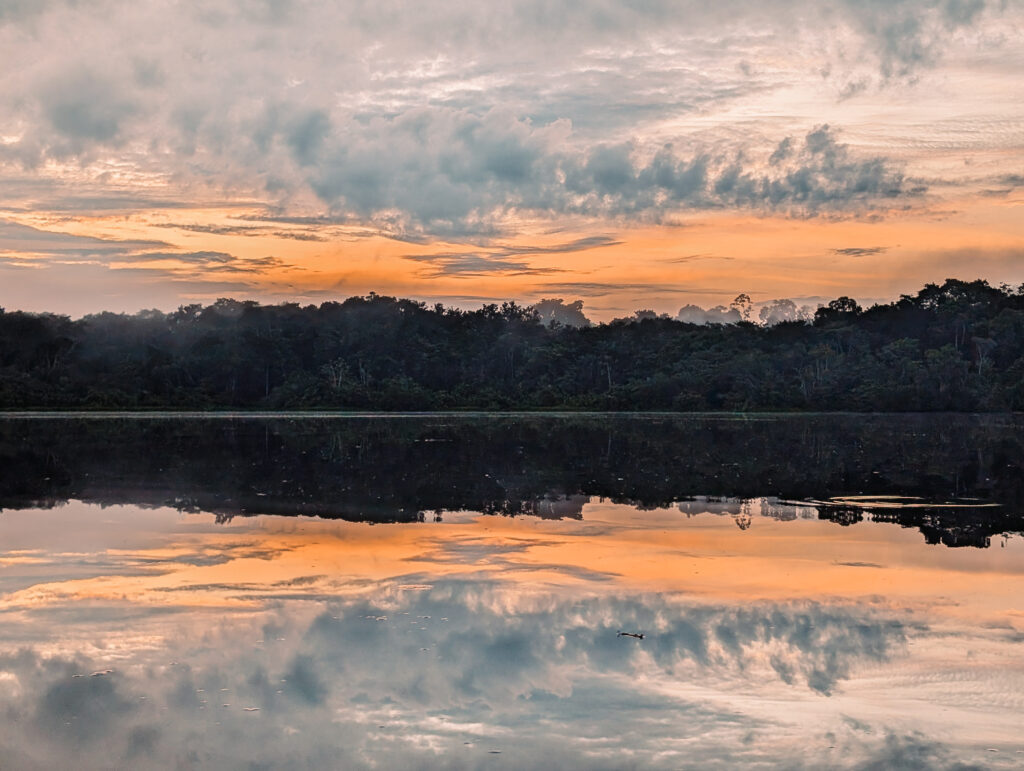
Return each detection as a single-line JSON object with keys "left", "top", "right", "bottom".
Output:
{"left": 2, "top": 278, "right": 1023, "bottom": 411}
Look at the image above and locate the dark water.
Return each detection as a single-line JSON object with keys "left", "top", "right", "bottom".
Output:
{"left": 0, "top": 414, "right": 1022, "bottom": 769}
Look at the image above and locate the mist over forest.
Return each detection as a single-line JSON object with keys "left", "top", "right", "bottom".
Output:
{"left": 1, "top": 278, "right": 1023, "bottom": 411}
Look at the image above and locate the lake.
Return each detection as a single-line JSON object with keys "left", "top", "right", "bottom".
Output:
{"left": 0, "top": 414, "right": 1022, "bottom": 769}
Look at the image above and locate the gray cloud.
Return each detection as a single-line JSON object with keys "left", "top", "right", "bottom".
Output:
{"left": 839, "top": 0, "right": 992, "bottom": 81}
{"left": 0, "top": 178, "right": 200, "bottom": 213}
{"left": 153, "top": 223, "right": 327, "bottom": 241}
{"left": 503, "top": 235, "right": 622, "bottom": 255}
{"left": 0, "top": 221, "right": 292, "bottom": 278}
{"left": 114, "top": 250, "right": 236, "bottom": 264}
{"left": 213, "top": 255, "right": 290, "bottom": 271}
{"left": 833, "top": 246, "right": 889, "bottom": 257}
{"left": 107, "top": 250, "right": 292, "bottom": 275}
{"left": 666, "top": 253, "right": 736, "bottom": 264}
{"left": 0, "top": 219, "right": 306, "bottom": 315}
{"left": 404, "top": 254, "right": 566, "bottom": 278}
{"left": 304, "top": 120, "right": 913, "bottom": 234}
{"left": 535, "top": 281, "right": 753, "bottom": 297}
{"left": 41, "top": 70, "right": 138, "bottom": 145}
{"left": 403, "top": 235, "right": 620, "bottom": 277}
{"left": 0, "top": 219, "right": 166, "bottom": 258}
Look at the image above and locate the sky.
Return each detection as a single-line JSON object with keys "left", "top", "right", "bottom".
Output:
{"left": 0, "top": 0, "right": 1022, "bottom": 320}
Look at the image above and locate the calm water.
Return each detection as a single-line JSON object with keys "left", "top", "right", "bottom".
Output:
{"left": 0, "top": 414, "right": 1022, "bottom": 769}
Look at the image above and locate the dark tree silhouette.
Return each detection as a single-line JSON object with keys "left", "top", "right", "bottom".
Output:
{"left": 1, "top": 278, "right": 1024, "bottom": 411}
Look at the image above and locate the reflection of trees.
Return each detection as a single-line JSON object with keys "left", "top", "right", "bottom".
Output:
{"left": 821, "top": 507, "right": 864, "bottom": 527}
{"left": 0, "top": 415, "right": 1023, "bottom": 546}
{"left": 875, "top": 511, "right": 1001, "bottom": 549}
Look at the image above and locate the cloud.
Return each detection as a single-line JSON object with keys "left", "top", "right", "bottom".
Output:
{"left": 0, "top": 221, "right": 293, "bottom": 278}
{"left": 404, "top": 254, "right": 566, "bottom": 278}
{"left": 0, "top": 219, "right": 301, "bottom": 314}
{"left": 832, "top": 246, "right": 889, "bottom": 257}
{"left": 849, "top": 731, "right": 981, "bottom": 771}
{"left": 403, "top": 235, "right": 620, "bottom": 277}
{"left": 41, "top": 69, "right": 138, "bottom": 145}
{"left": 303, "top": 119, "right": 914, "bottom": 232}
{"left": 109, "top": 251, "right": 291, "bottom": 275}
{"left": 838, "top": 0, "right": 992, "bottom": 81}
{"left": 0, "top": 219, "right": 166, "bottom": 259}
{"left": 0, "top": 0, "right": 1007, "bottom": 238}
{"left": 152, "top": 223, "right": 327, "bottom": 241}
{"left": 535, "top": 281, "right": 750, "bottom": 297}
{"left": 115, "top": 250, "right": 236, "bottom": 264}
{"left": 0, "top": 174, "right": 197, "bottom": 213}
{"left": 0, "top": 0, "right": 75, "bottom": 23}
{"left": 665, "top": 253, "right": 736, "bottom": 264}
{"left": 505, "top": 235, "right": 622, "bottom": 255}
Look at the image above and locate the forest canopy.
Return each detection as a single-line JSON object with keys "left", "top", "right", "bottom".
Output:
{"left": 2, "top": 278, "right": 1023, "bottom": 411}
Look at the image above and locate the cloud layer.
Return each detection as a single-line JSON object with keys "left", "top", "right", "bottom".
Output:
{"left": 0, "top": 0, "right": 1015, "bottom": 238}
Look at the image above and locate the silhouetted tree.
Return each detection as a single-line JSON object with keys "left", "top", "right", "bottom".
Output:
{"left": 1, "top": 278, "right": 1023, "bottom": 411}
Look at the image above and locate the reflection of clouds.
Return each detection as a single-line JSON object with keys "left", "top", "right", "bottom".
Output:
{"left": 36, "top": 670, "right": 135, "bottom": 744}
{"left": 533, "top": 494, "right": 588, "bottom": 519}
{"left": 0, "top": 581, "right": 944, "bottom": 769}
{"left": 408, "top": 537, "right": 622, "bottom": 582}
{"left": 678, "top": 496, "right": 745, "bottom": 516}
{"left": 0, "top": 503, "right": 1021, "bottom": 767}
{"left": 677, "top": 496, "right": 821, "bottom": 525}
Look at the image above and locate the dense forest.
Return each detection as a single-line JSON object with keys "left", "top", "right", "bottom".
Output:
{"left": 1, "top": 277, "right": 1023, "bottom": 411}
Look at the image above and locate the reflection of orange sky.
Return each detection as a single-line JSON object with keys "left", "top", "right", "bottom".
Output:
{"left": 4, "top": 501, "right": 1022, "bottom": 629}
{"left": 6, "top": 192, "right": 1023, "bottom": 319}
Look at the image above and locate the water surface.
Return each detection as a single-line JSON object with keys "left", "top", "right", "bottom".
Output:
{"left": 0, "top": 414, "right": 1022, "bottom": 769}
